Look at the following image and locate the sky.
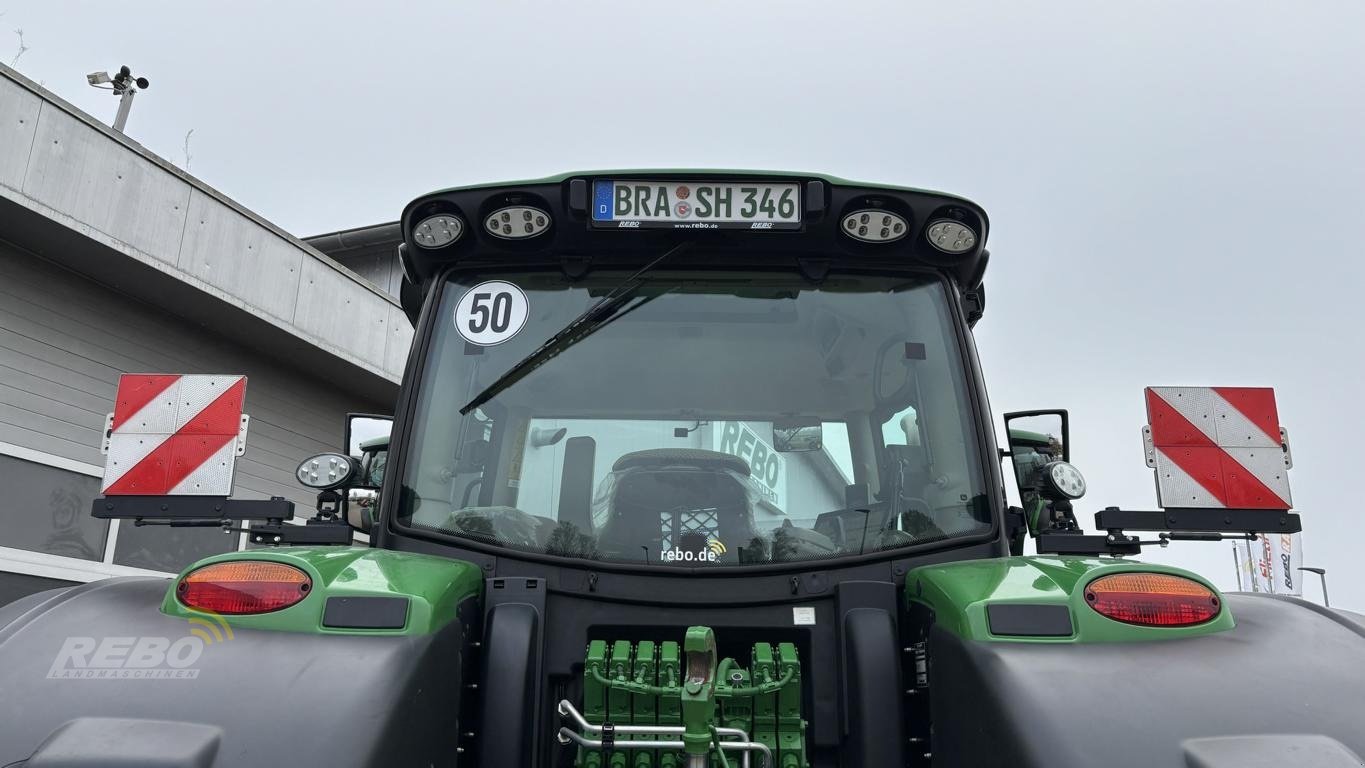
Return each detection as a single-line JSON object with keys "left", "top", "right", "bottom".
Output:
{"left": 5, "top": 0, "right": 1363, "bottom": 608}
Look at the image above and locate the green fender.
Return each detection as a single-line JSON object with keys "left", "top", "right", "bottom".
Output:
{"left": 161, "top": 546, "right": 483, "bottom": 636}
{"left": 906, "top": 556, "right": 1234, "bottom": 643}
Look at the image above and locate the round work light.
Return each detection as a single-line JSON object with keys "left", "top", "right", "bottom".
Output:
{"left": 295, "top": 453, "right": 357, "bottom": 490}
{"left": 1044, "top": 461, "right": 1087, "bottom": 499}
{"left": 925, "top": 219, "right": 977, "bottom": 254}
{"left": 486, "top": 206, "right": 551, "bottom": 240}
{"left": 841, "top": 209, "right": 908, "bottom": 243}
{"left": 412, "top": 214, "right": 464, "bottom": 249}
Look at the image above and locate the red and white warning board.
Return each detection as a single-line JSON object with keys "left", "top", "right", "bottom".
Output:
{"left": 100, "top": 374, "right": 249, "bottom": 496}
{"left": 1143, "top": 386, "right": 1292, "bottom": 510}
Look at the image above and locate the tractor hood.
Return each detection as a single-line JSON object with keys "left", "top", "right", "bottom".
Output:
{"left": 906, "top": 557, "right": 1365, "bottom": 765}
{"left": 0, "top": 549, "right": 482, "bottom": 768}
{"left": 928, "top": 591, "right": 1365, "bottom": 766}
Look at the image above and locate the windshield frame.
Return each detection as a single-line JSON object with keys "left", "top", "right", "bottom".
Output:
{"left": 376, "top": 260, "right": 1006, "bottom": 575}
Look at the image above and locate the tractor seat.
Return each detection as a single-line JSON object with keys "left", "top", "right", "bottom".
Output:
{"left": 598, "top": 449, "right": 758, "bottom": 562}
{"left": 612, "top": 448, "right": 751, "bottom": 475}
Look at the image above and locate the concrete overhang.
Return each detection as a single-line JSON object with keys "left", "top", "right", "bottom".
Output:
{"left": 305, "top": 222, "right": 402, "bottom": 259}
{"left": 0, "top": 64, "right": 410, "bottom": 404}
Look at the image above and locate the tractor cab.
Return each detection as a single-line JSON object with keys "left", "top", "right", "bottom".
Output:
{"left": 375, "top": 173, "right": 1000, "bottom": 577}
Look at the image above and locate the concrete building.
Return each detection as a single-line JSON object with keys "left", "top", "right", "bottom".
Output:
{"left": 0, "top": 64, "right": 409, "bottom": 603}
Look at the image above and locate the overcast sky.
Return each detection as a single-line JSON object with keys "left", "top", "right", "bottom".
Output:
{"left": 6, "top": 0, "right": 1363, "bottom": 609}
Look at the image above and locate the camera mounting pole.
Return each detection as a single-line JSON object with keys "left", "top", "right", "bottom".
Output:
{"left": 87, "top": 65, "right": 150, "bottom": 133}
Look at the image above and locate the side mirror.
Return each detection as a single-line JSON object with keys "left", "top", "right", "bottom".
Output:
{"left": 346, "top": 488, "right": 380, "bottom": 531}
{"left": 346, "top": 413, "right": 393, "bottom": 457}
{"left": 1002, "top": 410, "right": 1086, "bottom": 537}
{"left": 345, "top": 414, "right": 392, "bottom": 534}
{"left": 346, "top": 413, "right": 392, "bottom": 490}
{"left": 773, "top": 420, "right": 822, "bottom": 452}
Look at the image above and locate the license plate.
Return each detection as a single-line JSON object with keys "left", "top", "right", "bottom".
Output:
{"left": 591, "top": 180, "right": 801, "bottom": 230}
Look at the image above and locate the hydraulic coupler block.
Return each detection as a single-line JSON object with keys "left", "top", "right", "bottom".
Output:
{"left": 563, "top": 626, "right": 807, "bottom": 768}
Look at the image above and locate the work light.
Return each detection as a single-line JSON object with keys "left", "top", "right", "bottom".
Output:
{"left": 295, "top": 453, "right": 357, "bottom": 490}
{"left": 412, "top": 214, "right": 464, "bottom": 249}
{"left": 1045, "top": 461, "right": 1087, "bottom": 499}
{"left": 925, "top": 219, "right": 977, "bottom": 254}
{"left": 840, "top": 209, "right": 908, "bottom": 243}
{"left": 486, "top": 206, "right": 551, "bottom": 239}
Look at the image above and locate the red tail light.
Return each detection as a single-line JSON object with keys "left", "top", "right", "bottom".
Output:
{"left": 177, "top": 561, "right": 311, "bottom": 615}
{"left": 1084, "top": 572, "right": 1220, "bottom": 627}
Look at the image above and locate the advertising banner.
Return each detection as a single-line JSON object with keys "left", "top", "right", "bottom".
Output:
{"left": 1237, "top": 534, "right": 1300, "bottom": 595}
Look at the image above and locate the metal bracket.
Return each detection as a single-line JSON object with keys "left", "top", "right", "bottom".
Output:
{"left": 1094, "top": 507, "right": 1301, "bottom": 535}
{"left": 92, "top": 495, "right": 294, "bottom": 522}
{"left": 1036, "top": 531, "right": 1141, "bottom": 557}
{"left": 100, "top": 413, "right": 114, "bottom": 455}
{"left": 1142, "top": 425, "right": 1157, "bottom": 468}
{"left": 244, "top": 518, "right": 352, "bottom": 546}
{"left": 236, "top": 414, "right": 250, "bottom": 456}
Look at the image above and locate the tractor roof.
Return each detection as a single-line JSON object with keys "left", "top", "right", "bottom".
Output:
{"left": 396, "top": 171, "right": 991, "bottom": 324}
{"left": 359, "top": 435, "right": 390, "bottom": 452}
{"left": 415, "top": 169, "right": 982, "bottom": 209}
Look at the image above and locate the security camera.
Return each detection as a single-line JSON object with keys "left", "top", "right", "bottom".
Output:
{"left": 135, "top": 77, "right": 149, "bottom": 89}
{"left": 87, "top": 71, "right": 111, "bottom": 86}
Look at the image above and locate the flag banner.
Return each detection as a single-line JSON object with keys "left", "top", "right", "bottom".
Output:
{"left": 1239, "top": 534, "right": 1300, "bottom": 595}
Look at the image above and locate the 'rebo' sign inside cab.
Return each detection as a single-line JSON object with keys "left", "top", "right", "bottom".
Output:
{"left": 711, "top": 421, "right": 786, "bottom": 512}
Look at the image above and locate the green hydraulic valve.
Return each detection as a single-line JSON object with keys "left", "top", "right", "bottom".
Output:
{"left": 563, "top": 626, "right": 806, "bottom": 768}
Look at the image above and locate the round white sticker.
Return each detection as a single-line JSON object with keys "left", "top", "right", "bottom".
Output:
{"left": 453, "top": 281, "right": 529, "bottom": 346}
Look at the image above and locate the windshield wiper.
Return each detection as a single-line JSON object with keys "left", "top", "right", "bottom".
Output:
{"left": 459, "top": 242, "right": 692, "bottom": 415}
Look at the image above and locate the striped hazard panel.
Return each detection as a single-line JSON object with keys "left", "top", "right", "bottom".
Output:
{"left": 1144, "top": 387, "right": 1292, "bottom": 510}
{"left": 100, "top": 374, "right": 248, "bottom": 496}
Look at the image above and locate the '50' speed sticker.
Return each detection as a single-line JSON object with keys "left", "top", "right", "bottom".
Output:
{"left": 454, "top": 281, "right": 528, "bottom": 346}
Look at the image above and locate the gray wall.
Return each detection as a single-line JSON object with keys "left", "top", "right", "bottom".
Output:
{"left": 0, "top": 66, "right": 412, "bottom": 384}
{"left": 332, "top": 248, "right": 401, "bottom": 300}
{"left": 0, "top": 239, "right": 388, "bottom": 508}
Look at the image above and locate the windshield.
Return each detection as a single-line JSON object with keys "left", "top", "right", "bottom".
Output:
{"left": 397, "top": 267, "right": 992, "bottom": 567}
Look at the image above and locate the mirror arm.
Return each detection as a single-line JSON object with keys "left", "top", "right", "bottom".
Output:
{"left": 314, "top": 488, "right": 343, "bottom": 520}
{"left": 1050, "top": 498, "right": 1081, "bottom": 531}
{"left": 1005, "top": 506, "right": 1027, "bottom": 556}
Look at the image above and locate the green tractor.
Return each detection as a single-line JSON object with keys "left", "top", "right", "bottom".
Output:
{"left": 1, "top": 173, "right": 1360, "bottom": 768}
